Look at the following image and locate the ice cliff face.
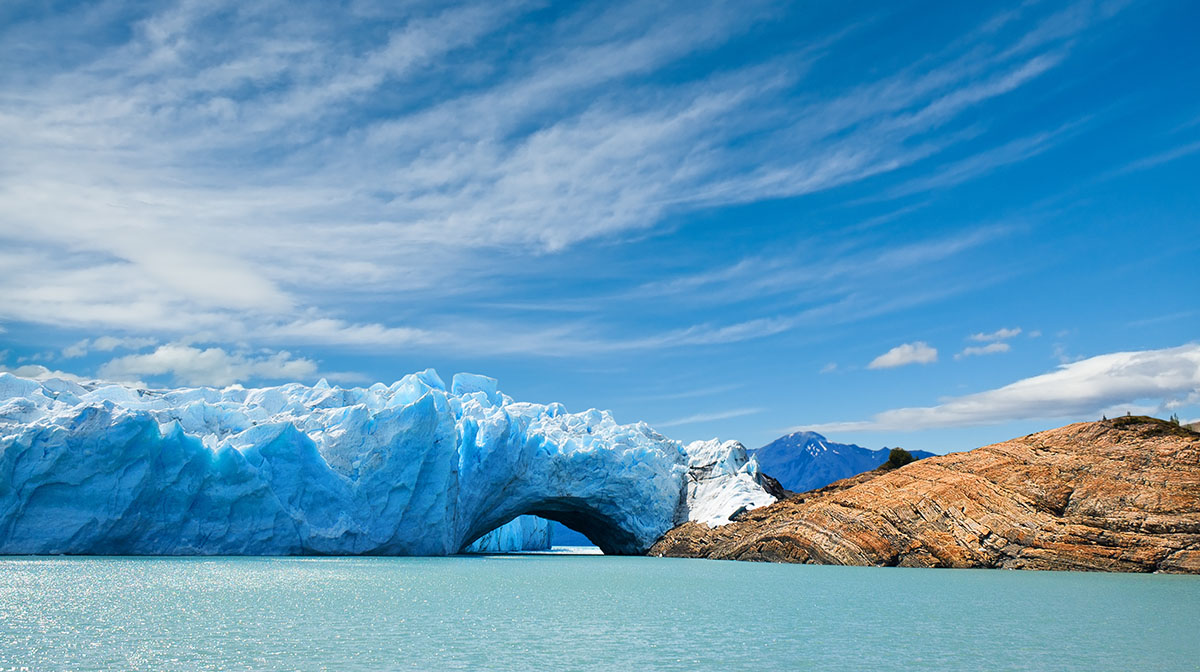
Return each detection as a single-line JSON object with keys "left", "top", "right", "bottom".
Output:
{"left": 0, "top": 371, "right": 772, "bottom": 555}
{"left": 683, "top": 439, "right": 777, "bottom": 526}
{"left": 466, "top": 515, "right": 550, "bottom": 553}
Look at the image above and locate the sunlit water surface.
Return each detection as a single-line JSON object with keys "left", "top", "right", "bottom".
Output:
{"left": 2, "top": 555, "right": 1197, "bottom": 671}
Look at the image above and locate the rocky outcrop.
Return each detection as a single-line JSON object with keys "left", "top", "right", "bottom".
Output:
{"left": 650, "top": 417, "right": 1200, "bottom": 573}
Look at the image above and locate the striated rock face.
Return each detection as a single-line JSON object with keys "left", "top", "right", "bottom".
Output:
{"left": 651, "top": 418, "right": 1200, "bottom": 573}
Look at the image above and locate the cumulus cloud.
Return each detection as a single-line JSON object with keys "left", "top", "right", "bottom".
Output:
{"left": 868, "top": 342, "right": 938, "bottom": 369}
{"left": 807, "top": 343, "right": 1200, "bottom": 432}
{"left": 955, "top": 342, "right": 1011, "bottom": 360}
{"left": 97, "top": 344, "right": 329, "bottom": 387}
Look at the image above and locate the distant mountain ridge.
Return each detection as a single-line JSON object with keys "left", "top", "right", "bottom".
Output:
{"left": 752, "top": 431, "right": 934, "bottom": 493}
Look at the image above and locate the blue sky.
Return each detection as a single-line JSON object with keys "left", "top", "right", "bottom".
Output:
{"left": 1, "top": 0, "right": 1197, "bottom": 454}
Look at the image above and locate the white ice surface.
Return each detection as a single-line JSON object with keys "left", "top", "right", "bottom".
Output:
{"left": 681, "top": 439, "right": 777, "bottom": 526}
{"left": 0, "top": 371, "right": 772, "bottom": 555}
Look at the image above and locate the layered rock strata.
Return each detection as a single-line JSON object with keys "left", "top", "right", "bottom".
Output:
{"left": 651, "top": 418, "right": 1200, "bottom": 573}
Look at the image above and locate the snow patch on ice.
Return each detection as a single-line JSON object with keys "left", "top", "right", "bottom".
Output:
{"left": 682, "top": 439, "right": 776, "bottom": 526}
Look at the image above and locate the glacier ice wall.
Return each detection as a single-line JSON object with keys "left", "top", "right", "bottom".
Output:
{"left": 0, "top": 371, "right": 772, "bottom": 555}
{"left": 682, "top": 439, "right": 777, "bottom": 526}
{"left": 466, "top": 515, "right": 550, "bottom": 553}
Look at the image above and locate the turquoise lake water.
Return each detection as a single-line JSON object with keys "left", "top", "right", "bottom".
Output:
{"left": 1, "top": 555, "right": 1197, "bottom": 671}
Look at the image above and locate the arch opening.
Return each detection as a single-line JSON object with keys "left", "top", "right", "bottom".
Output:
{"left": 460, "top": 497, "right": 644, "bottom": 556}
{"left": 546, "top": 519, "right": 596, "bottom": 549}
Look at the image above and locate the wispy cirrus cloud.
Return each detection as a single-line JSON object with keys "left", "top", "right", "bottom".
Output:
{"left": 630, "top": 383, "right": 745, "bottom": 402}
{"left": 654, "top": 407, "right": 763, "bottom": 429}
{"left": 0, "top": 0, "right": 1123, "bottom": 360}
{"left": 956, "top": 342, "right": 1011, "bottom": 359}
{"left": 970, "top": 327, "right": 1022, "bottom": 342}
{"left": 1104, "top": 139, "right": 1200, "bottom": 178}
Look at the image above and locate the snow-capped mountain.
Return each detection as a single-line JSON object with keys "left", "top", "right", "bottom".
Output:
{"left": 752, "top": 431, "right": 934, "bottom": 493}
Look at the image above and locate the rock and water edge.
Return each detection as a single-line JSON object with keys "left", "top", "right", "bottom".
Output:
{"left": 652, "top": 417, "right": 1200, "bottom": 573}
{"left": 1, "top": 370, "right": 1196, "bottom": 573}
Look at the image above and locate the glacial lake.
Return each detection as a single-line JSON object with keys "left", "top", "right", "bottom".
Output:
{"left": 2, "top": 554, "right": 1198, "bottom": 671}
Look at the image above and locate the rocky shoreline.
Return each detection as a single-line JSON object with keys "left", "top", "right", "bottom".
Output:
{"left": 650, "top": 417, "right": 1200, "bottom": 573}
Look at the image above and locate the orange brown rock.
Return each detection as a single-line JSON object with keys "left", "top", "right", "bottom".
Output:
{"left": 650, "top": 417, "right": 1200, "bottom": 573}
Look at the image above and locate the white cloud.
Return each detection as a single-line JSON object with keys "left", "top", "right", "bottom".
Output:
{"left": 1053, "top": 343, "right": 1082, "bottom": 364}
{"left": 612, "top": 227, "right": 1017, "bottom": 355}
{"left": 1105, "top": 139, "right": 1200, "bottom": 178}
{"left": 955, "top": 341, "right": 1011, "bottom": 359}
{"left": 0, "top": 363, "right": 99, "bottom": 385}
{"left": 265, "top": 318, "right": 440, "bottom": 349}
{"left": 878, "top": 116, "right": 1072, "bottom": 200}
{"left": 631, "top": 383, "right": 744, "bottom": 402}
{"left": 60, "top": 341, "right": 89, "bottom": 359}
{"left": 62, "top": 336, "right": 159, "bottom": 359}
{"left": 820, "top": 362, "right": 838, "bottom": 374}
{"left": 0, "top": 1, "right": 1111, "bottom": 358}
{"left": 654, "top": 407, "right": 762, "bottom": 428}
{"left": 92, "top": 335, "right": 159, "bottom": 352}
{"left": 273, "top": 314, "right": 794, "bottom": 356}
{"left": 633, "top": 227, "right": 1008, "bottom": 305}
{"left": 957, "top": 326, "right": 1021, "bottom": 358}
{"left": 806, "top": 343, "right": 1200, "bottom": 432}
{"left": 970, "top": 327, "right": 1022, "bottom": 342}
{"left": 97, "top": 344, "right": 327, "bottom": 387}
{"left": 868, "top": 342, "right": 938, "bottom": 369}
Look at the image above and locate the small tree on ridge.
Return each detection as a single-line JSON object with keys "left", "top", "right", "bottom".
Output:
{"left": 885, "top": 447, "right": 915, "bottom": 470}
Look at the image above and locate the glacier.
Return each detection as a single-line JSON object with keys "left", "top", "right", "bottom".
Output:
{"left": 466, "top": 515, "right": 550, "bottom": 553}
{"left": 0, "top": 370, "right": 773, "bottom": 555}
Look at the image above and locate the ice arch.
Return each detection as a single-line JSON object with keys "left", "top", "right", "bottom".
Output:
{"left": 0, "top": 371, "right": 774, "bottom": 556}
{"left": 466, "top": 515, "right": 550, "bottom": 553}
{"left": 463, "top": 499, "right": 647, "bottom": 555}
